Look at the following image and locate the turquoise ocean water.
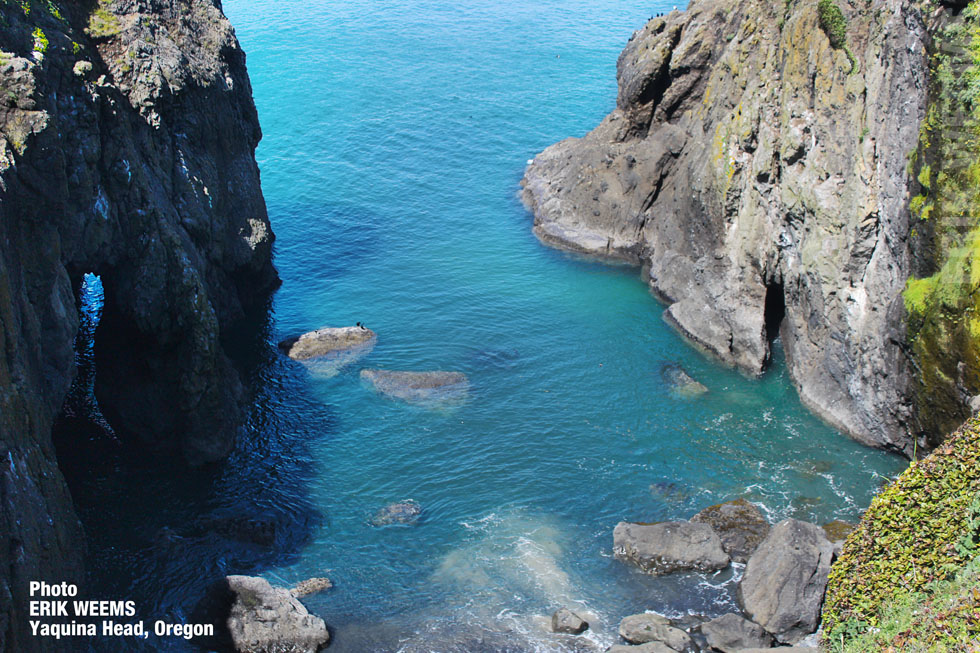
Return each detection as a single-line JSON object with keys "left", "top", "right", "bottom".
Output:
{"left": 56, "top": 1, "right": 905, "bottom": 650}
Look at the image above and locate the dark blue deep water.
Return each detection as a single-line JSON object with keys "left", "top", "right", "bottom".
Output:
{"left": 56, "top": 1, "right": 905, "bottom": 651}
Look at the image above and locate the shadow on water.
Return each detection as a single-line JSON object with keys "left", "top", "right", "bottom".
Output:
{"left": 51, "top": 276, "right": 330, "bottom": 652}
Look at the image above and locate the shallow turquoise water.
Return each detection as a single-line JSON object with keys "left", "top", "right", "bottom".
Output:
{"left": 59, "top": 1, "right": 905, "bottom": 651}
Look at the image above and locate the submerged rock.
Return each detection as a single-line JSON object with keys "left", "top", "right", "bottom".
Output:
{"left": 278, "top": 326, "right": 377, "bottom": 361}
{"left": 371, "top": 500, "right": 422, "bottom": 526}
{"left": 739, "top": 519, "right": 834, "bottom": 644}
{"left": 822, "top": 519, "right": 856, "bottom": 557}
{"left": 619, "top": 613, "right": 695, "bottom": 651}
{"left": 552, "top": 607, "right": 589, "bottom": 635}
{"left": 701, "top": 613, "right": 772, "bottom": 652}
{"left": 198, "top": 515, "right": 278, "bottom": 547}
{"left": 613, "top": 521, "right": 729, "bottom": 575}
{"left": 194, "top": 575, "right": 330, "bottom": 652}
{"left": 361, "top": 369, "right": 470, "bottom": 404}
{"left": 691, "top": 498, "right": 769, "bottom": 563}
{"left": 661, "top": 363, "right": 708, "bottom": 398}
{"left": 290, "top": 577, "right": 333, "bottom": 598}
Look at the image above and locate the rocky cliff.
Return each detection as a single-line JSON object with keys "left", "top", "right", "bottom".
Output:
{"left": 523, "top": 0, "right": 936, "bottom": 453}
{"left": 0, "top": 1, "right": 277, "bottom": 650}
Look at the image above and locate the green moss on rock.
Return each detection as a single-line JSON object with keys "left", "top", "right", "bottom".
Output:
{"left": 822, "top": 417, "right": 980, "bottom": 647}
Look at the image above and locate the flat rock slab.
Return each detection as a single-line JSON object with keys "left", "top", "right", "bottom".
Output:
{"left": 361, "top": 369, "right": 469, "bottom": 404}
{"left": 290, "top": 577, "right": 333, "bottom": 598}
{"left": 740, "top": 518, "right": 834, "bottom": 644}
{"left": 552, "top": 607, "right": 589, "bottom": 634}
{"left": 619, "top": 613, "right": 695, "bottom": 651}
{"left": 370, "top": 500, "right": 422, "bottom": 526}
{"left": 193, "top": 575, "right": 330, "bottom": 652}
{"left": 691, "top": 498, "right": 770, "bottom": 563}
{"left": 279, "top": 326, "right": 376, "bottom": 361}
{"left": 613, "top": 521, "right": 730, "bottom": 575}
{"left": 701, "top": 613, "right": 772, "bottom": 652}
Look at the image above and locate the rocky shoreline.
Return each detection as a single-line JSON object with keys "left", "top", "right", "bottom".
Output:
{"left": 521, "top": 0, "right": 934, "bottom": 454}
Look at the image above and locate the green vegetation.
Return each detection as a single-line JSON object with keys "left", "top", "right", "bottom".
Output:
{"left": 87, "top": 0, "right": 120, "bottom": 38}
{"left": 903, "top": 0, "right": 980, "bottom": 440}
{"left": 817, "top": 0, "right": 857, "bottom": 74}
{"left": 823, "top": 417, "right": 980, "bottom": 651}
{"left": 30, "top": 26, "right": 46, "bottom": 53}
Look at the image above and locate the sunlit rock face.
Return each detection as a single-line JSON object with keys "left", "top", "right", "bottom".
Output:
{"left": 523, "top": 0, "right": 929, "bottom": 455}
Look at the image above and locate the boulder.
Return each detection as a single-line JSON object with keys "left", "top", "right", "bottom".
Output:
{"left": 700, "top": 613, "right": 772, "bottom": 652}
{"left": 278, "top": 326, "right": 376, "bottom": 360}
{"left": 619, "top": 612, "right": 695, "bottom": 651}
{"left": 739, "top": 519, "right": 835, "bottom": 644}
{"left": 370, "top": 500, "right": 422, "bottom": 526}
{"left": 552, "top": 607, "right": 589, "bottom": 635}
{"left": 361, "top": 369, "right": 469, "bottom": 404}
{"left": 661, "top": 363, "right": 708, "bottom": 397}
{"left": 290, "top": 577, "right": 333, "bottom": 598}
{"left": 691, "top": 499, "right": 770, "bottom": 563}
{"left": 607, "top": 643, "right": 678, "bottom": 653}
{"left": 193, "top": 575, "right": 330, "bottom": 652}
{"left": 613, "top": 521, "right": 729, "bottom": 575}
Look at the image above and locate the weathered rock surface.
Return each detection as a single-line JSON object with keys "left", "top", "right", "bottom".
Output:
{"left": 291, "top": 577, "right": 333, "bottom": 598}
{"left": 0, "top": 1, "right": 276, "bottom": 649}
{"left": 194, "top": 575, "right": 330, "bottom": 653}
{"left": 522, "top": 0, "right": 931, "bottom": 453}
{"left": 661, "top": 363, "right": 708, "bottom": 397}
{"left": 370, "top": 500, "right": 423, "bottom": 526}
{"left": 739, "top": 519, "right": 835, "bottom": 644}
{"left": 361, "top": 369, "right": 470, "bottom": 404}
{"left": 613, "top": 521, "right": 729, "bottom": 575}
{"left": 607, "top": 643, "right": 678, "bottom": 653}
{"left": 552, "top": 607, "right": 589, "bottom": 635}
{"left": 691, "top": 499, "right": 770, "bottom": 563}
{"left": 619, "top": 613, "right": 696, "bottom": 651}
{"left": 701, "top": 613, "right": 772, "bottom": 652}
{"left": 279, "top": 326, "right": 376, "bottom": 360}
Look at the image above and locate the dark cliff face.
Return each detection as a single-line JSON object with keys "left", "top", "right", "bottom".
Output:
{"left": 0, "top": 1, "right": 277, "bottom": 649}
{"left": 523, "top": 0, "right": 930, "bottom": 454}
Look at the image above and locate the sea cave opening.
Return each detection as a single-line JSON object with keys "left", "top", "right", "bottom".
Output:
{"left": 57, "top": 272, "right": 112, "bottom": 431}
{"left": 764, "top": 280, "right": 786, "bottom": 367}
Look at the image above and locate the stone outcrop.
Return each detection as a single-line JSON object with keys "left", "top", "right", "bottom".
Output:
{"left": 613, "top": 521, "right": 729, "bottom": 575}
{"left": 619, "top": 613, "right": 696, "bottom": 651}
{"left": 552, "top": 607, "right": 589, "bottom": 635}
{"left": 279, "top": 326, "right": 377, "bottom": 360}
{"left": 0, "top": 1, "right": 276, "bottom": 649}
{"left": 700, "top": 613, "right": 773, "bottom": 652}
{"left": 739, "top": 518, "right": 835, "bottom": 643}
{"left": 522, "top": 0, "right": 932, "bottom": 453}
{"left": 691, "top": 498, "right": 770, "bottom": 563}
{"left": 194, "top": 575, "right": 330, "bottom": 653}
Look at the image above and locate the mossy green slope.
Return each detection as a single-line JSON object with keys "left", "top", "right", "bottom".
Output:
{"left": 904, "top": 0, "right": 980, "bottom": 446}
{"left": 822, "top": 416, "right": 980, "bottom": 649}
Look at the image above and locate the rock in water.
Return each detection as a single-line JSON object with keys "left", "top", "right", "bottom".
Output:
{"left": 279, "top": 326, "right": 377, "bottom": 360}
{"left": 607, "top": 643, "right": 680, "bottom": 653}
{"left": 619, "top": 613, "right": 696, "bottom": 651}
{"left": 661, "top": 363, "right": 708, "bottom": 398}
{"left": 194, "top": 575, "right": 330, "bottom": 652}
{"left": 551, "top": 607, "right": 589, "bottom": 634}
{"left": 613, "top": 521, "right": 729, "bottom": 575}
{"left": 291, "top": 577, "right": 333, "bottom": 598}
{"left": 361, "top": 370, "right": 470, "bottom": 404}
{"left": 371, "top": 500, "right": 422, "bottom": 526}
{"left": 521, "top": 0, "right": 931, "bottom": 454}
{"left": 691, "top": 498, "right": 770, "bottom": 563}
{"left": 739, "top": 519, "right": 835, "bottom": 644}
{"left": 701, "top": 613, "right": 773, "bottom": 652}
